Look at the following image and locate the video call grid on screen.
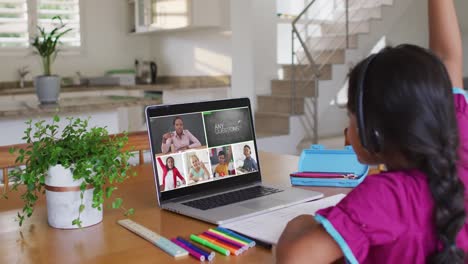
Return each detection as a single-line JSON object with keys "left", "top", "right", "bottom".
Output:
{"left": 149, "top": 107, "right": 258, "bottom": 192}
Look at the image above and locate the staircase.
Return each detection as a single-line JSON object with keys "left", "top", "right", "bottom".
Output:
{"left": 255, "top": 0, "right": 394, "bottom": 148}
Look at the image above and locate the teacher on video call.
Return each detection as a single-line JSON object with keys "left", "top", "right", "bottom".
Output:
{"left": 161, "top": 116, "right": 201, "bottom": 153}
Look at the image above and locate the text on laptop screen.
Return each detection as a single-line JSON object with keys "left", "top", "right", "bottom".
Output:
{"left": 149, "top": 107, "right": 259, "bottom": 192}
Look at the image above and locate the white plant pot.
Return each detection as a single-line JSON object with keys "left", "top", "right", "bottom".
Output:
{"left": 45, "top": 165, "right": 103, "bottom": 229}
{"left": 34, "top": 75, "right": 61, "bottom": 105}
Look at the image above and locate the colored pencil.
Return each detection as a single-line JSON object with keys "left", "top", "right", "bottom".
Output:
{"left": 177, "top": 237, "right": 215, "bottom": 261}
{"left": 171, "top": 238, "right": 205, "bottom": 261}
{"left": 190, "top": 234, "right": 230, "bottom": 256}
{"left": 208, "top": 228, "right": 250, "bottom": 247}
{"left": 198, "top": 234, "right": 242, "bottom": 256}
{"left": 203, "top": 231, "right": 247, "bottom": 250}
{"left": 215, "top": 227, "right": 256, "bottom": 247}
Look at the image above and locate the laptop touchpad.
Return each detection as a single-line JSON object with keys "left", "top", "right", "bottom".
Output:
{"left": 239, "top": 198, "right": 284, "bottom": 210}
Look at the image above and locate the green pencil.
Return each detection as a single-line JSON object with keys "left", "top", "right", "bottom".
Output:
{"left": 190, "top": 234, "right": 230, "bottom": 256}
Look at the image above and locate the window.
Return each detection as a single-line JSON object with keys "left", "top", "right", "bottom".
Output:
{"left": 0, "top": 0, "right": 81, "bottom": 49}
{"left": 37, "top": 0, "right": 81, "bottom": 47}
{"left": 0, "top": 0, "right": 29, "bottom": 47}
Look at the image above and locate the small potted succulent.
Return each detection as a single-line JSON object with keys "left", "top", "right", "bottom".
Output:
{"left": 6, "top": 116, "right": 135, "bottom": 228}
{"left": 32, "top": 16, "right": 71, "bottom": 105}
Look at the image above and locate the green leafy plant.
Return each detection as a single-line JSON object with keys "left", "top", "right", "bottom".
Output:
{"left": 6, "top": 116, "right": 135, "bottom": 227}
{"left": 31, "top": 16, "right": 71, "bottom": 76}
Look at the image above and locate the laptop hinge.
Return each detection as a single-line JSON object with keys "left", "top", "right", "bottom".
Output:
{"left": 161, "top": 181, "right": 262, "bottom": 204}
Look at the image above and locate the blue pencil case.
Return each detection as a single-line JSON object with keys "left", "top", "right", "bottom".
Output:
{"left": 290, "top": 145, "right": 369, "bottom": 187}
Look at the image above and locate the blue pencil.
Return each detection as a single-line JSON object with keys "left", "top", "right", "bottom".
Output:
{"left": 177, "top": 237, "right": 215, "bottom": 261}
{"left": 215, "top": 227, "right": 256, "bottom": 247}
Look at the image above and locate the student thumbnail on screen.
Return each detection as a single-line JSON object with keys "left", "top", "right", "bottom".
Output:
{"left": 209, "top": 145, "right": 236, "bottom": 178}
{"left": 184, "top": 149, "right": 213, "bottom": 186}
{"left": 155, "top": 153, "right": 186, "bottom": 192}
{"left": 232, "top": 141, "right": 258, "bottom": 174}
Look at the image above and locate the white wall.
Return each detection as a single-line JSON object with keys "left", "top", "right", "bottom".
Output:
{"left": 150, "top": 0, "right": 277, "bottom": 112}
{"left": 253, "top": 0, "right": 277, "bottom": 97}
{"left": 230, "top": 0, "right": 277, "bottom": 112}
{"left": 149, "top": 29, "right": 232, "bottom": 76}
{"left": 464, "top": 35, "right": 468, "bottom": 78}
{"left": 0, "top": 0, "right": 151, "bottom": 82}
{"left": 455, "top": 0, "right": 468, "bottom": 33}
{"left": 386, "top": 0, "right": 468, "bottom": 77}
{"left": 148, "top": 0, "right": 232, "bottom": 77}
{"left": 386, "top": 0, "right": 428, "bottom": 47}
{"left": 229, "top": 0, "right": 254, "bottom": 102}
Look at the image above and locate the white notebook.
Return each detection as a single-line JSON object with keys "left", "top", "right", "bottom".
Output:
{"left": 220, "top": 193, "right": 346, "bottom": 245}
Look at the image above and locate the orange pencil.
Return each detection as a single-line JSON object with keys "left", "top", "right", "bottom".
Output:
{"left": 198, "top": 234, "right": 242, "bottom": 255}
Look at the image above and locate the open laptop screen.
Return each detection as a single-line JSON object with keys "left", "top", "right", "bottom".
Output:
{"left": 146, "top": 98, "right": 261, "bottom": 202}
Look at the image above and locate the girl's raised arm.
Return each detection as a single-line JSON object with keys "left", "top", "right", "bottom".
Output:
{"left": 429, "top": 0, "right": 463, "bottom": 88}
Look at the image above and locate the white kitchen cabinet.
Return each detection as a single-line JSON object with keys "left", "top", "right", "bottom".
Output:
{"left": 0, "top": 95, "right": 14, "bottom": 103}
{"left": 130, "top": 0, "right": 222, "bottom": 33}
{"left": 12, "top": 94, "right": 37, "bottom": 101}
{"left": 100, "top": 89, "right": 128, "bottom": 96}
{"left": 60, "top": 91, "right": 101, "bottom": 98}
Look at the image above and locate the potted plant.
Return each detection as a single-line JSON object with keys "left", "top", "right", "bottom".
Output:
{"left": 6, "top": 116, "right": 135, "bottom": 228}
{"left": 32, "top": 16, "right": 71, "bottom": 105}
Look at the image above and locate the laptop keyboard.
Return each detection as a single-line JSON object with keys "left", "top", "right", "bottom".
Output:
{"left": 182, "top": 186, "right": 283, "bottom": 210}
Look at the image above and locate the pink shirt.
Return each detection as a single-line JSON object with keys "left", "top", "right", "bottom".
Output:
{"left": 161, "top": 129, "right": 201, "bottom": 153}
{"left": 316, "top": 93, "right": 468, "bottom": 263}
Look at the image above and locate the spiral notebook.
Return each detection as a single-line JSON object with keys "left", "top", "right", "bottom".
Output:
{"left": 219, "top": 193, "right": 346, "bottom": 245}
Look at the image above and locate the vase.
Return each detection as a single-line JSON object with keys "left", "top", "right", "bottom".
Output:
{"left": 45, "top": 165, "right": 103, "bottom": 229}
{"left": 35, "top": 75, "right": 61, "bottom": 105}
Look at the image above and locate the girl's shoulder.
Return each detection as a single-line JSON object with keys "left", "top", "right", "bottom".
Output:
{"left": 453, "top": 88, "right": 467, "bottom": 112}
{"left": 348, "top": 169, "right": 429, "bottom": 203}
{"left": 362, "top": 169, "right": 426, "bottom": 184}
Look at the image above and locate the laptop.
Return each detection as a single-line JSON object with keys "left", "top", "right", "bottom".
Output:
{"left": 145, "top": 97, "right": 323, "bottom": 224}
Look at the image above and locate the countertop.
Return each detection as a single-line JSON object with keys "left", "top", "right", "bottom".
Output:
{"left": 0, "top": 95, "right": 162, "bottom": 119}
{"left": 0, "top": 75, "right": 231, "bottom": 96}
{"left": 0, "top": 84, "right": 171, "bottom": 96}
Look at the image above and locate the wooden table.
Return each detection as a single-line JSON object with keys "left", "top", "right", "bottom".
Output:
{"left": 0, "top": 152, "right": 353, "bottom": 264}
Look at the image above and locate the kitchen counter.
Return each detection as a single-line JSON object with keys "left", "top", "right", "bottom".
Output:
{"left": 0, "top": 95, "right": 161, "bottom": 145}
{"left": 0, "top": 84, "right": 171, "bottom": 96}
{"left": 0, "top": 75, "right": 232, "bottom": 96}
{"left": 0, "top": 95, "right": 161, "bottom": 119}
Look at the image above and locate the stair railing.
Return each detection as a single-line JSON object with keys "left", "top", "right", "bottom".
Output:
{"left": 291, "top": 0, "right": 321, "bottom": 144}
{"left": 291, "top": 0, "right": 384, "bottom": 146}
